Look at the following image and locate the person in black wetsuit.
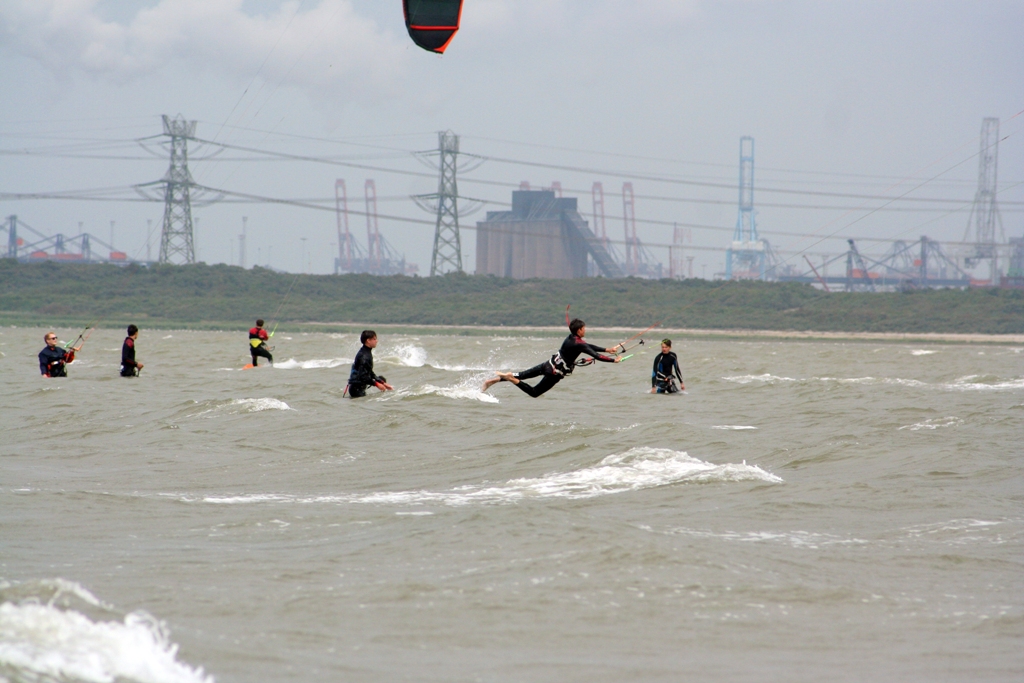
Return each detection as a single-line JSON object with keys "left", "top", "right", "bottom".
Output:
{"left": 482, "top": 318, "right": 621, "bottom": 398}
{"left": 346, "top": 330, "right": 394, "bottom": 398}
{"left": 38, "top": 331, "right": 81, "bottom": 378}
{"left": 249, "top": 319, "right": 273, "bottom": 366}
{"left": 120, "top": 324, "right": 144, "bottom": 377}
{"left": 650, "top": 338, "right": 684, "bottom": 394}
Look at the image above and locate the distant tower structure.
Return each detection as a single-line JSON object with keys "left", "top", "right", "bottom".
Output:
{"left": 158, "top": 114, "right": 198, "bottom": 264}
{"left": 519, "top": 181, "right": 531, "bottom": 191}
{"left": 365, "top": 179, "right": 383, "bottom": 272}
{"left": 671, "top": 224, "right": 692, "bottom": 279}
{"left": 592, "top": 182, "right": 607, "bottom": 246}
{"left": 335, "top": 179, "right": 355, "bottom": 273}
{"left": 239, "top": 216, "right": 247, "bottom": 268}
{"left": 423, "top": 131, "right": 462, "bottom": 276}
{"left": 623, "top": 182, "right": 640, "bottom": 275}
{"left": 550, "top": 181, "right": 562, "bottom": 198}
{"left": 725, "top": 136, "right": 767, "bottom": 279}
{"left": 1006, "top": 237, "right": 1024, "bottom": 288}
{"left": 6, "top": 215, "right": 17, "bottom": 258}
{"left": 963, "top": 117, "right": 1003, "bottom": 283}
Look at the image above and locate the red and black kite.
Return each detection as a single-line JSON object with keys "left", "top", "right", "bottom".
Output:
{"left": 403, "top": 0, "right": 463, "bottom": 54}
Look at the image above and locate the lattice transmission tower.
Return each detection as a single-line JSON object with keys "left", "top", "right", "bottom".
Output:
{"left": 963, "top": 117, "right": 1003, "bottom": 283}
{"left": 428, "top": 131, "right": 462, "bottom": 275}
{"left": 158, "top": 115, "right": 198, "bottom": 264}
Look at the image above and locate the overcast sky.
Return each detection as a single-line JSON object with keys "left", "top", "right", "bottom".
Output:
{"left": 1, "top": 0, "right": 1021, "bottom": 277}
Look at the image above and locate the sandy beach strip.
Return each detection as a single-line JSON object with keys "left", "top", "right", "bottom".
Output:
{"left": 307, "top": 322, "right": 1024, "bottom": 345}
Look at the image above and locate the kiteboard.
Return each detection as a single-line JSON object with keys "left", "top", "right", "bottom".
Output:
{"left": 242, "top": 363, "right": 259, "bottom": 370}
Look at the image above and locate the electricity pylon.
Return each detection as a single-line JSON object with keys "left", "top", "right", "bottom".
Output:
{"left": 158, "top": 115, "right": 198, "bottom": 264}
{"left": 427, "top": 131, "right": 462, "bottom": 275}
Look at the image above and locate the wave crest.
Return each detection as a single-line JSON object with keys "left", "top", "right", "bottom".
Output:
{"left": 192, "top": 447, "right": 782, "bottom": 508}
{"left": 0, "top": 578, "right": 213, "bottom": 683}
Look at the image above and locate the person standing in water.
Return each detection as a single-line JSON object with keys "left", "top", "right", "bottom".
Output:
{"left": 120, "top": 324, "right": 144, "bottom": 377}
{"left": 346, "top": 330, "right": 394, "bottom": 398}
{"left": 249, "top": 319, "right": 273, "bottom": 367}
{"left": 38, "top": 332, "right": 81, "bottom": 378}
{"left": 482, "top": 318, "right": 622, "bottom": 398}
{"left": 650, "top": 338, "right": 684, "bottom": 393}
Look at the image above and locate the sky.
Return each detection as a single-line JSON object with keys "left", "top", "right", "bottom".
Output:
{"left": 1, "top": 0, "right": 1022, "bottom": 278}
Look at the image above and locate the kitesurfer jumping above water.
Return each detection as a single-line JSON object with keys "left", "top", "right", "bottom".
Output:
{"left": 482, "top": 318, "right": 622, "bottom": 398}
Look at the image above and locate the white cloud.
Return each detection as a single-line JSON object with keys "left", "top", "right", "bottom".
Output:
{"left": 0, "top": 0, "right": 408, "bottom": 99}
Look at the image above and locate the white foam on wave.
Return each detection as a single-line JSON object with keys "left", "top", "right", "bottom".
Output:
{"left": 0, "top": 578, "right": 213, "bottom": 683}
{"left": 726, "top": 374, "right": 936, "bottom": 388}
{"left": 428, "top": 361, "right": 494, "bottom": 372}
{"left": 722, "top": 374, "right": 797, "bottom": 384}
{"left": 273, "top": 357, "right": 350, "bottom": 370}
{"left": 818, "top": 376, "right": 929, "bottom": 387}
{"left": 382, "top": 344, "right": 427, "bottom": 367}
{"left": 910, "top": 349, "right": 938, "bottom": 356}
{"left": 898, "top": 416, "right": 962, "bottom": 431}
{"left": 711, "top": 425, "right": 758, "bottom": 430}
{"left": 944, "top": 376, "right": 1024, "bottom": 392}
{"left": 230, "top": 398, "right": 292, "bottom": 412}
{"left": 729, "top": 373, "right": 1024, "bottom": 392}
{"left": 420, "top": 382, "right": 499, "bottom": 403}
{"left": 188, "top": 398, "right": 292, "bottom": 417}
{"left": 656, "top": 526, "right": 868, "bottom": 549}
{"left": 377, "top": 374, "right": 499, "bottom": 403}
{"left": 901, "top": 518, "right": 1013, "bottom": 545}
{"left": 191, "top": 448, "right": 782, "bottom": 508}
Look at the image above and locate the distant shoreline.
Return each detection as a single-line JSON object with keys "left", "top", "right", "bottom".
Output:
{"left": 304, "top": 322, "right": 1024, "bottom": 345}
{"left": 4, "top": 317, "right": 1023, "bottom": 345}
{"left": 5, "top": 262, "right": 1023, "bottom": 335}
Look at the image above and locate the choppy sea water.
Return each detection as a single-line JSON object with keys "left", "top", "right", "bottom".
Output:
{"left": 1, "top": 326, "right": 1022, "bottom": 683}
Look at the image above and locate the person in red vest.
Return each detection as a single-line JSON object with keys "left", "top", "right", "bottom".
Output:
{"left": 249, "top": 319, "right": 273, "bottom": 367}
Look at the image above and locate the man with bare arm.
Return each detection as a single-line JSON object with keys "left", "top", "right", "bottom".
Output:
{"left": 483, "top": 318, "right": 621, "bottom": 398}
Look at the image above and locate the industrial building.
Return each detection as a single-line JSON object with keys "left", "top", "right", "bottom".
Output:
{"left": 475, "top": 190, "right": 622, "bottom": 279}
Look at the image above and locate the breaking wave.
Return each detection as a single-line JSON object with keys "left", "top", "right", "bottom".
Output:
{"left": 183, "top": 398, "right": 293, "bottom": 417}
{"left": 274, "top": 357, "right": 350, "bottom": 370}
{"left": 379, "top": 375, "right": 499, "bottom": 403}
{"left": 380, "top": 344, "right": 427, "bottom": 368}
{"left": 723, "top": 374, "right": 1024, "bottom": 392}
{"left": 185, "top": 447, "right": 782, "bottom": 507}
{"left": 654, "top": 526, "right": 869, "bottom": 549}
{"left": 0, "top": 578, "right": 213, "bottom": 683}
{"left": 722, "top": 374, "right": 797, "bottom": 384}
{"left": 898, "top": 416, "right": 962, "bottom": 431}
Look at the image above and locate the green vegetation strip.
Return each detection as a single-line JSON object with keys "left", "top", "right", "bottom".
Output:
{"left": 2, "top": 260, "right": 1022, "bottom": 335}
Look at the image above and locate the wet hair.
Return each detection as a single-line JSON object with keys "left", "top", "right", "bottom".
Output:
{"left": 256, "top": 319, "right": 265, "bottom": 327}
{"left": 44, "top": 331, "right": 57, "bottom": 341}
{"left": 127, "top": 324, "right": 139, "bottom": 336}
{"left": 360, "top": 330, "right": 377, "bottom": 344}
{"left": 661, "top": 338, "right": 672, "bottom": 348}
{"left": 569, "top": 318, "right": 585, "bottom": 336}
